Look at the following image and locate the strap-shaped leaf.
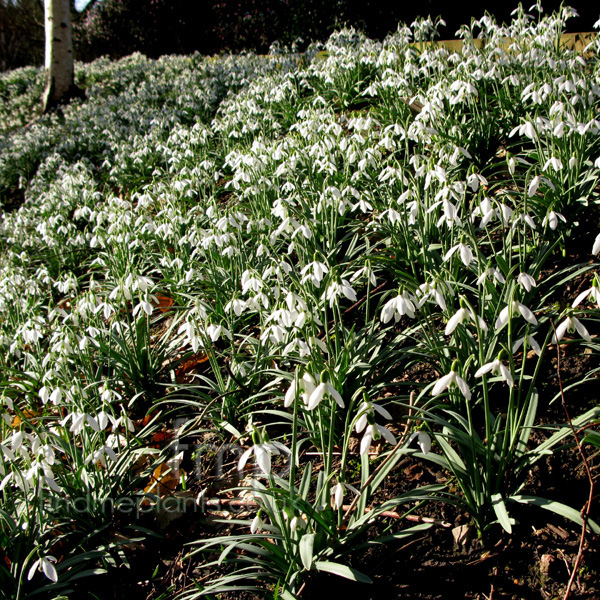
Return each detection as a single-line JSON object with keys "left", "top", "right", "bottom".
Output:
{"left": 491, "top": 493, "right": 512, "bottom": 534}
{"left": 299, "top": 532, "right": 316, "bottom": 571}
{"left": 314, "top": 560, "right": 372, "bottom": 583}
{"left": 509, "top": 494, "right": 600, "bottom": 534}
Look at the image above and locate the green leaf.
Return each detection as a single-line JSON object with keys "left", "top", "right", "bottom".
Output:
{"left": 515, "top": 390, "right": 538, "bottom": 458}
{"left": 582, "top": 431, "right": 600, "bottom": 449}
{"left": 298, "top": 461, "right": 312, "bottom": 501}
{"left": 314, "top": 560, "right": 372, "bottom": 583}
{"left": 509, "top": 495, "right": 600, "bottom": 534}
{"left": 491, "top": 493, "right": 512, "bottom": 534}
{"left": 299, "top": 533, "right": 316, "bottom": 571}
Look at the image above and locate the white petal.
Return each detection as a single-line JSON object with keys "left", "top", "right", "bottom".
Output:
{"left": 475, "top": 361, "right": 495, "bottom": 377}
{"left": 327, "top": 384, "right": 345, "bottom": 408}
{"left": 41, "top": 557, "right": 58, "bottom": 582}
{"left": 255, "top": 445, "right": 272, "bottom": 475}
{"left": 517, "top": 303, "right": 537, "bottom": 325}
{"left": 445, "top": 309, "right": 465, "bottom": 335}
{"left": 307, "top": 382, "right": 326, "bottom": 410}
{"left": 552, "top": 319, "right": 569, "bottom": 343}
{"left": 377, "top": 424, "right": 397, "bottom": 445}
{"left": 284, "top": 380, "right": 297, "bottom": 407}
{"left": 456, "top": 376, "right": 471, "bottom": 400}
{"left": 333, "top": 483, "right": 344, "bottom": 510}
{"left": 432, "top": 373, "right": 453, "bottom": 396}
{"left": 28, "top": 559, "right": 40, "bottom": 581}
{"left": 373, "top": 403, "right": 393, "bottom": 421}
{"left": 360, "top": 428, "right": 373, "bottom": 456}
{"left": 573, "top": 288, "right": 592, "bottom": 307}
{"left": 495, "top": 306, "right": 509, "bottom": 330}
{"left": 573, "top": 317, "right": 592, "bottom": 342}
{"left": 237, "top": 447, "right": 253, "bottom": 471}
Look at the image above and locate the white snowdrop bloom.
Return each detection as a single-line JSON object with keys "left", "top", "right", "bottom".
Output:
{"left": 512, "top": 334, "right": 542, "bottom": 356}
{"left": 250, "top": 513, "right": 264, "bottom": 534}
{"left": 445, "top": 306, "right": 488, "bottom": 335}
{"left": 495, "top": 301, "right": 537, "bottom": 330}
{"left": 350, "top": 265, "right": 377, "bottom": 287}
{"left": 28, "top": 555, "right": 58, "bottom": 583}
{"left": 132, "top": 298, "right": 153, "bottom": 317}
{"left": 517, "top": 272, "right": 537, "bottom": 292}
{"left": 225, "top": 298, "right": 247, "bottom": 316}
{"left": 408, "top": 431, "right": 431, "bottom": 454}
{"left": 477, "top": 266, "right": 506, "bottom": 286}
{"left": 528, "top": 175, "right": 541, "bottom": 197}
{"left": 542, "top": 157, "right": 563, "bottom": 172}
{"left": 332, "top": 482, "right": 345, "bottom": 510}
{"left": 307, "top": 381, "right": 345, "bottom": 411}
{"left": 512, "top": 212, "right": 537, "bottom": 230}
{"left": 380, "top": 292, "right": 416, "bottom": 323}
{"left": 284, "top": 372, "right": 318, "bottom": 408}
{"left": 416, "top": 280, "right": 450, "bottom": 311}
{"left": 85, "top": 445, "right": 118, "bottom": 467}
{"left": 359, "top": 423, "right": 397, "bottom": 457}
{"left": 542, "top": 211, "right": 566, "bottom": 230}
{"left": 475, "top": 358, "right": 514, "bottom": 387}
{"left": 444, "top": 242, "right": 474, "bottom": 267}
{"left": 238, "top": 441, "right": 291, "bottom": 476}
{"left": 467, "top": 172, "right": 488, "bottom": 192}
{"left": 325, "top": 279, "right": 357, "bottom": 307}
{"left": 552, "top": 315, "right": 592, "bottom": 343}
{"left": 300, "top": 261, "right": 329, "bottom": 288}
{"left": 431, "top": 368, "right": 471, "bottom": 401}
{"left": 573, "top": 279, "right": 600, "bottom": 309}
{"left": 592, "top": 233, "right": 600, "bottom": 255}
{"left": 206, "top": 323, "right": 232, "bottom": 342}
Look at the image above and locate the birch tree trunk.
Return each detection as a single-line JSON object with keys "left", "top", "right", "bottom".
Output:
{"left": 42, "top": 0, "right": 77, "bottom": 112}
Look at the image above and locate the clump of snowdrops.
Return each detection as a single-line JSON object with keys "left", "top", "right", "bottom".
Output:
{"left": 1, "top": 4, "right": 600, "bottom": 599}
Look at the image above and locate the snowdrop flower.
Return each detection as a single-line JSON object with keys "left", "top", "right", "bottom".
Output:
{"left": 592, "top": 233, "right": 600, "bottom": 255}
{"left": 517, "top": 272, "right": 537, "bottom": 292}
{"left": 284, "top": 372, "right": 317, "bottom": 408}
{"left": 552, "top": 315, "right": 592, "bottom": 343}
{"left": 445, "top": 303, "right": 488, "bottom": 335}
{"left": 85, "top": 445, "right": 118, "bottom": 467}
{"left": 477, "top": 265, "right": 506, "bottom": 286}
{"left": 573, "top": 277, "right": 600, "bottom": 309}
{"left": 408, "top": 430, "right": 431, "bottom": 454}
{"left": 431, "top": 363, "right": 471, "bottom": 401}
{"left": 132, "top": 297, "right": 153, "bottom": 317}
{"left": 380, "top": 291, "right": 416, "bottom": 323}
{"left": 512, "top": 334, "right": 542, "bottom": 356}
{"left": 358, "top": 423, "right": 397, "bottom": 456}
{"left": 238, "top": 440, "right": 291, "bottom": 476}
{"left": 495, "top": 301, "right": 537, "bottom": 330}
{"left": 306, "top": 377, "right": 344, "bottom": 411}
{"left": 527, "top": 175, "right": 541, "bottom": 197}
{"left": 325, "top": 279, "right": 357, "bottom": 307}
{"left": 301, "top": 260, "right": 329, "bottom": 288}
{"left": 416, "top": 280, "right": 449, "bottom": 310}
{"left": 444, "top": 241, "right": 474, "bottom": 267}
{"left": 28, "top": 555, "right": 58, "bottom": 583}
{"left": 542, "top": 210, "right": 566, "bottom": 230}
{"left": 475, "top": 356, "right": 514, "bottom": 387}
{"left": 250, "top": 512, "right": 264, "bottom": 534}
{"left": 225, "top": 298, "right": 246, "bottom": 316}
{"left": 332, "top": 482, "right": 345, "bottom": 510}
{"left": 355, "top": 400, "right": 393, "bottom": 433}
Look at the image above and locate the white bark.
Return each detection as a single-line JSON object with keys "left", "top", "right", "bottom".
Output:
{"left": 43, "top": 0, "right": 75, "bottom": 111}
